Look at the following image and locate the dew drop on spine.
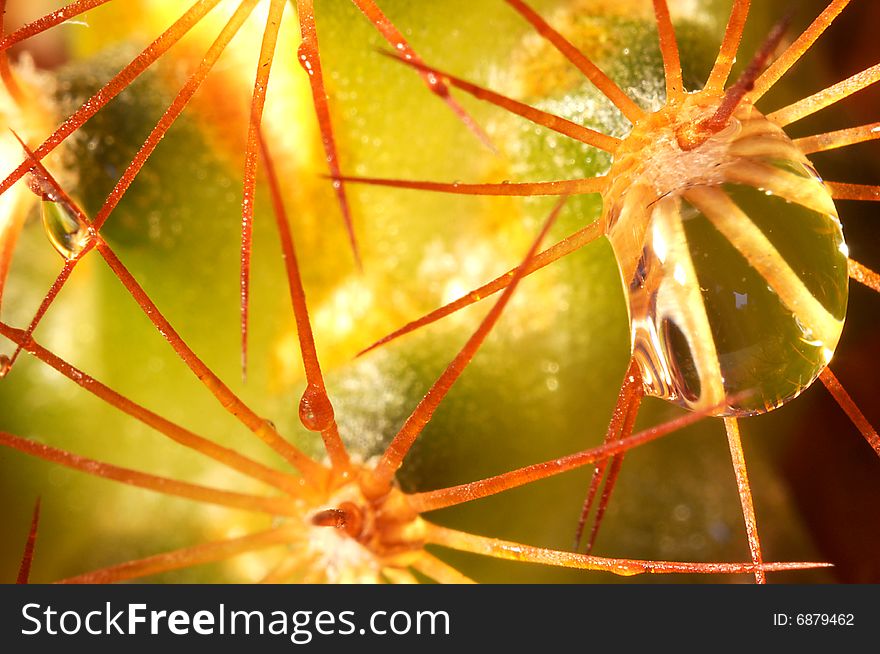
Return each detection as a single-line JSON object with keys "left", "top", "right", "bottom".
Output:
{"left": 299, "top": 383, "right": 335, "bottom": 432}
{"left": 40, "top": 197, "right": 91, "bottom": 259}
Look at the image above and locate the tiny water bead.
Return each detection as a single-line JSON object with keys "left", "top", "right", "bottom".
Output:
{"left": 604, "top": 95, "right": 848, "bottom": 416}
{"left": 299, "top": 383, "right": 336, "bottom": 432}
{"left": 40, "top": 197, "right": 91, "bottom": 260}
{"left": 297, "top": 42, "right": 315, "bottom": 77}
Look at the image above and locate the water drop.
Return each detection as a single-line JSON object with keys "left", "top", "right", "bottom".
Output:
{"left": 605, "top": 101, "right": 847, "bottom": 416}
{"left": 0, "top": 354, "right": 10, "bottom": 378}
{"left": 297, "top": 42, "right": 314, "bottom": 76}
{"left": 41, "top": 198, "right": 90, "bottom": 259}
{"left": 299, "top": 383, "right": 335, "bottom": 432}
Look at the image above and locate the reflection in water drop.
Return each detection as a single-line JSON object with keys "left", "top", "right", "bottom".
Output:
{"left": 299, "top": 383, "right": 335, "bottom": 432}
{"left": 40, "top": 198, "right": 91, "bottom": 259}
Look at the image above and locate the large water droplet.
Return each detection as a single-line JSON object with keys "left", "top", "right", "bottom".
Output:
{"left": 605, "top": 102, "right": 848, "bottom": 416}
{"left": 299, "top": 383, "right": 335, "bottom": 432}
{"left": 41, "top": 198, "right": 90, "bottom": 259}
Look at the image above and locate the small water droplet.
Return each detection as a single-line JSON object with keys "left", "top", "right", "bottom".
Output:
{"left": 299, "top": 383, "right": 335, "bottom": 432}
{"left": 0, "top": 354, "right": 10, "bottom": 378}
{"left": 41, "top": 198, "right": 90, "bottom": 259}
{"left": 296, "top": 42, "right": 314, "bottom": 76}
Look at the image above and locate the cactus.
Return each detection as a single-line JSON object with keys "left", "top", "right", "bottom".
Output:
{"left": 1, "top": 0, "right": 878, "bottom": 584}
